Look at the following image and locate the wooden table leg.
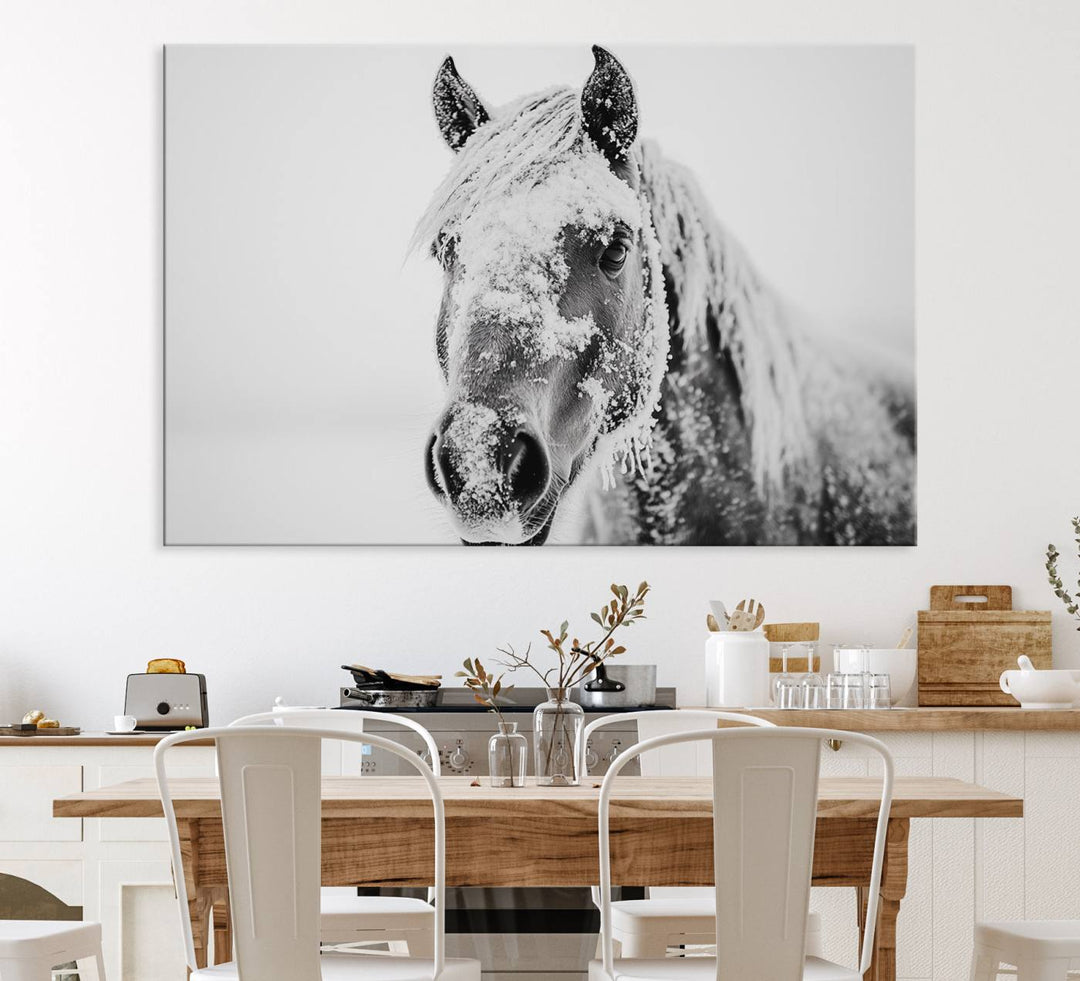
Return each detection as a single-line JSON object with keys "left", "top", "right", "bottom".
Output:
{"left": 211, "top": 886, "right": 232, "bottom": 964}
{"left": 857, "top": 818, "right": 909, "bottom": 981}
{"left": 177, "top": 819, "right": 213, "bottom": 971}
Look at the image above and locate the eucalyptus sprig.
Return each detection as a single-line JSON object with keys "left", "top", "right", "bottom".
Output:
{"left": 1046, "top": 517, "right": 1080, "bottom": 629}
{"left": 456, "top": 657, "right": 514, "bottom": 722}
{"left": 495, "top": 581, "right": 650, "bottom": 690}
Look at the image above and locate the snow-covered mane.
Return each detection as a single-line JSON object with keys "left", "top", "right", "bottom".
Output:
{"left": 638, "top": 142, "right": 817, "bottom": 495}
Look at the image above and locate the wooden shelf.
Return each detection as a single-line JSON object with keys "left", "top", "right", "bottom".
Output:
{"left": 684, "top": 706, "right": 1080, "bottom": 731}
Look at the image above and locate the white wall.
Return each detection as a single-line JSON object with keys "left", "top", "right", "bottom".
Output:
{"left": 1, "top": 0, "right": 1078, "bottom": 728}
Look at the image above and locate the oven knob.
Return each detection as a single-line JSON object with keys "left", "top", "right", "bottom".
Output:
{"left": 585, "top": 746, "right": 600, "bottom": 770}
{"left": 606, "top": 744, "right": 621, "bottom": 764}
{"left": 156, "top": 702, "right": 171, "bottom": 716}
{"left": 447, "top": 746, "right": 471, "bottom": 771}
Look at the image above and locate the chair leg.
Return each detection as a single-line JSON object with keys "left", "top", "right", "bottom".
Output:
{"left": 616, "top": 928, "right": 669, "bottom": 958}
{"left": 404, "top": 932, "right": 435, "bottom": 958}
{"left": 968, "top": 945, "right": 999, "bottom": 981}
{"left": 0, "top": 958, "right": 55, "bottom": 981}
{"left": 76, "top": 949, "right": 107, "bottom": 981}
{"left": 1017, "top": 958, "right": 1070, "bottom": 981}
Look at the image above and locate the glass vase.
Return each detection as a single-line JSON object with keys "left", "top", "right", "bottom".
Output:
{"left": 533, "top": 687, "right": 584, "bottom": 786}
{"left": 488, "top": 721, "right": 528, "bottom": 788}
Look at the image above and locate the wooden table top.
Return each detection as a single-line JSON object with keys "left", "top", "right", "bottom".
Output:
{"left": 54, "top": 775, "right": 1022, "bottom": 821}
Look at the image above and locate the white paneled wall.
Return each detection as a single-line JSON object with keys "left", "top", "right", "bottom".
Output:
{"left": 813, "top": 729, "right": 1080, "bottom": 981}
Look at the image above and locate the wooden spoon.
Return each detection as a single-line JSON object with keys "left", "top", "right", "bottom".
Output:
{"left": 729, "top": 599, "right": 765, "bottom": 631}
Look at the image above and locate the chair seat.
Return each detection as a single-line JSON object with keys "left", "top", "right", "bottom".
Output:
{"left": 192, "top": 953, "right": 481, "bottom": 980}
{"left": 321, "top": 894, "right": 434, "bottom": 930}
{"left": 975, "top": 920, "right": 1080, "bottom": 959}
{"left": 611, "top": 897, "right": 823, "bottom": 932}
{"left": 588, "top": 955, "right": 860, "bottom": 981}
{"left": 0, "top": 920, "right": 101, "bottom": 959}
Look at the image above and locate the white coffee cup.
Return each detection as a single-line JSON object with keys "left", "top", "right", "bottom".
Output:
{"left": 113, "top": 714, "right": 138, "bottom": 732}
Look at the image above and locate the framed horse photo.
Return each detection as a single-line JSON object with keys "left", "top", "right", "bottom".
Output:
{"left": 163, "top": 44, "right": 914, "bottom": 546}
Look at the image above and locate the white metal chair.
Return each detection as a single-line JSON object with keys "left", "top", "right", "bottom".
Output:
{"left": 0, "top": 921, "right": 105, "bottom": 981}
{"left": 580, "top": 711, "right": 822, "bottom": 960}
{"left": 589, "top": 726, "right": 894, "bottom": 981}
{"left": 969, "top": 921, "right": 1080, "bottom": 980}
{"left": 230, "top": 709, "right": 438, "bottom": 955}
{"left": 155, "top": 725, "right": 480, "bottom": 980}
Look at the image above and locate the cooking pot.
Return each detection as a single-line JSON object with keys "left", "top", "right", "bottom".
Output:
{"left": 576, "top": 664, "right": 657, "bottom": 709}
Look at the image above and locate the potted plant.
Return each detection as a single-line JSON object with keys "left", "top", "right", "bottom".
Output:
{"left": 1046, "top": 517, "right": 1080, "bottom": 630}
{"left": 457, "top": 657, "right": 527, "bottom": 788}
{"left": 494, "top": 582, "right": 650, "bottom": 786}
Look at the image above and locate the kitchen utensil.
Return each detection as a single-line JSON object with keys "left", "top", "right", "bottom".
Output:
{"left": 339, "top": 688, "right": 439, "bottom": 708}
{"left": 708, "top": 601, "right": 730, "bottom": 628}
{"left": 895, "top": 626, "right": 913, "bottom": 650}
{"left": 577, "top": 664, "right": 657, "bottom": 709}
{"left": 706, "top": 614, "right": 723, "bottom": 632}
{"left": 729, "top": 598, "right": 765, "bottom": 631}
{"left": 834, "top": 648, "right": 918, "bottom": 706}
{"left": 918, "top": 585, "right": 1051, "bottom": 705}
{"left": 113, "top": 715, "right": 138, "bottom": 732}
{"left": 341, "top": 665, "right": 442, "bottom": 690}
{"left": 124, "top": 672, "right": 208, "bottom": 730}
{"left": 704, "top": 630, "right": 771, "bottom": 706}
{"left": 763, "top": 622, "right": 821, "bottom": 643}
{"left": 999, "top": 665, "right": 1080, "bottom": 709}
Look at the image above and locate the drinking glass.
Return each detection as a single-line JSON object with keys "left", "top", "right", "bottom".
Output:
{"left": 773, "top": 644, "right": 798, "bottom": 705}
{"left": 775, "top": 676, "right": 803, "bottom": 709}
{"left": 868, "top": 673, "right": 893, "bottom": 710}
{"left": 825, "top": 673, "right": 846, "bottom": 709}
{"left": 841, "top": 673, "right": 866, "bottom": 709}
{"left": 801, "top": 673, "right": 825, "bottom": 709}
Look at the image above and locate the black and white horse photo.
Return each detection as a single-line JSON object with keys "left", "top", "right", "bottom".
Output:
{"left": 420, "top": 47, "right": 915, "bottom": 546}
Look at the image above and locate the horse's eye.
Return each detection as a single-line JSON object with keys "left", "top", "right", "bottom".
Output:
{"left": 599, "top": 240, "right": 629, "bottom": 276}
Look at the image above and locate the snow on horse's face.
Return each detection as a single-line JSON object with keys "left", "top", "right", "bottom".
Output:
{"left": 422, "top": 49, "right": 663, "bottom": 545}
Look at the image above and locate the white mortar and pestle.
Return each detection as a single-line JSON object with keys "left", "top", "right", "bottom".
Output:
{"left": 999, "top": 655, "right": 1080, "bottom": 709}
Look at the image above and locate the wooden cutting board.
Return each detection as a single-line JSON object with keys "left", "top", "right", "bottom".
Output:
{"left": 917, "top": 585, "right": 1052, "bottom": 705}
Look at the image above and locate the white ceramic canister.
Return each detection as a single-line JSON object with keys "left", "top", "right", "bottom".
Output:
{"left": 704, "top": 630, "right": 771, "bottom": 707}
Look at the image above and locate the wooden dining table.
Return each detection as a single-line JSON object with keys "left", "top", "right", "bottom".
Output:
{"left": 54, "top": 775, "right": 1022, "bottom": 981}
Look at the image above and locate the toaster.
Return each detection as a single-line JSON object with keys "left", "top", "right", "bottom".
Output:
{"left": 124, "top": 673, "right": 209, "bottom": 730}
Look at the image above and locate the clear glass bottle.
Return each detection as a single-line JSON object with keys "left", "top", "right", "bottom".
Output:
{"left": 488, "top": 721, "right": 528, "bottom": 788}
{"left": 533, "top": 687, "right": 584, "bottom": 786}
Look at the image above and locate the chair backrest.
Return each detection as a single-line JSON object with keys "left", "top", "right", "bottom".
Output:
{"left": 595, "top": 726, "right": 893, "bottom": 981}
{"left": 579, "top": 709, "right": 774, "bottom": 778}
{"left": 155, "top": 725, "right": 446, "bottom": 981}
{"left": 230, "top": 707, "right": 442, "bottom": 776}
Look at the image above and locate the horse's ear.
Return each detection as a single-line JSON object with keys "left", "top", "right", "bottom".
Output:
{"left": 433, "top": 56, "right": 491, "bottom": 152}
{"left": 581, "top": 45, "right": 638, "bottom": 165}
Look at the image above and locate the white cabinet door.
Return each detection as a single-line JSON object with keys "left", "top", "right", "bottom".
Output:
{"left": 0, "top": 766, "right": 82, "bottom": 841}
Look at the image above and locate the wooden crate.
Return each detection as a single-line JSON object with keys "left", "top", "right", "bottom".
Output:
{"left": 917, "top": 585, "right": 1052, "bottom": 705}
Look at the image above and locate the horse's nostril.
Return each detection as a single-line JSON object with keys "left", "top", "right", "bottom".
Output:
{"left": 504, "top": 431, "right": 550, "bottom": 514}
{"left": 425, "top": 433, "right": 447, "bottom": 498}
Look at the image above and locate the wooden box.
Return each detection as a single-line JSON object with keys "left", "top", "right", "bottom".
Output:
{"left": 917, "top": 585, "right": 1052, "bottom": 706}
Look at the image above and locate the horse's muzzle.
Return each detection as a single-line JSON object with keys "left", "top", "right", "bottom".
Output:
{"left": 426, "top": 403, "right": 553, "bottom": 541}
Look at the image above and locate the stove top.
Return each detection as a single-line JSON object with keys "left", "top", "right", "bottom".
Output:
{"left": 337, "top": 685, "right": 676, "bottom": 713}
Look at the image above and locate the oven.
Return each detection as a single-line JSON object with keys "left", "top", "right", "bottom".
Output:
{"left": 337, "top": 686, "right": 676, "bottom": 980}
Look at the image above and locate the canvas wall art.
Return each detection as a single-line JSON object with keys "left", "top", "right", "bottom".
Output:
{"left": 164, "top": 44, "right": 914, "bottom": 545}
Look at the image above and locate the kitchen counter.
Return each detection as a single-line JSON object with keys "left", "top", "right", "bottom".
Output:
{"left": 0, "top": 731, "right": 211, "bottom": 746}
{"left": 684, "top": 705, "right": 1080, "bottom": 730}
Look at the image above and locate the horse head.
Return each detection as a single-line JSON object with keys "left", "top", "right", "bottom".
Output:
{"left": 418, "top": 47, "right": 669, "bottom": 545}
